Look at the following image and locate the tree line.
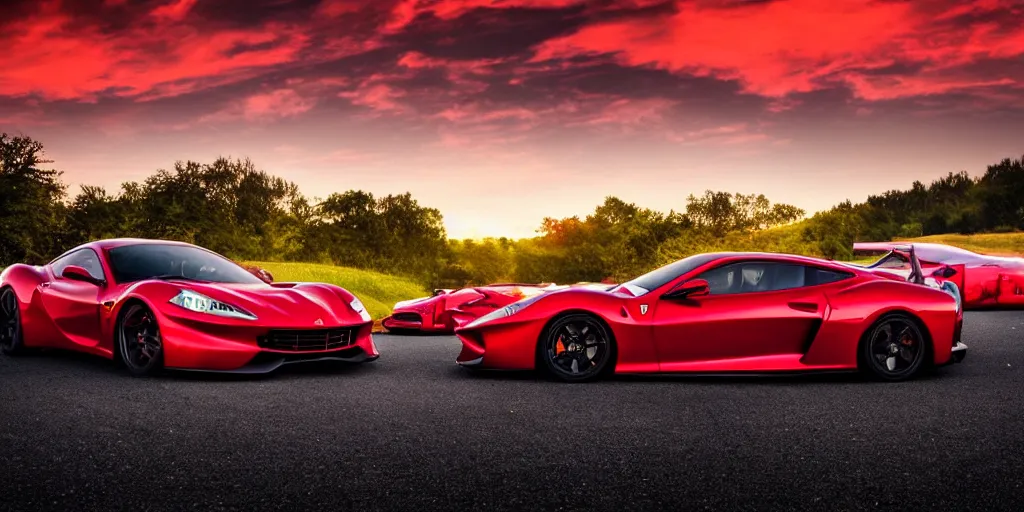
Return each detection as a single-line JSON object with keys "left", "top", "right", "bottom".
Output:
{"left": 2, "top": 132, "right": 1022, "bottom": 288}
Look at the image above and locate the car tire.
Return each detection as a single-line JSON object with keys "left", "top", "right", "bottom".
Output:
{"left": 1, "top": 287, "right": 26, "bottom": 356}
{"left": 117, "top": 303, "right": 165, "bottom": 377}
{"left": 537, "top": 313, "right": 616, "bottom": 383}
{"left": 860, "top": 312, "right": 930, "bottom": 382}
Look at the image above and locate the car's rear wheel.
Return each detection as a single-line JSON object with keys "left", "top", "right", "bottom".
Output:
{"left": 861, "top": 313, "right": 928, "bottom": 382}
{"left": 117, "top": 303, "right": 164, "bottom": 377}
{"left": 538, "top": 313, "right": 615, "bottom": 383}
{"left": 0, "top": 287, "right": 25, "bottom": 356}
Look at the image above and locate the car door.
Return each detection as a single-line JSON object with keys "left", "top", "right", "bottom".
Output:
{"left": 652, "top": 261, "right": 829, "bottom": 370}
{"left": 39, "top": 249, "right": 106, "bottom": 349}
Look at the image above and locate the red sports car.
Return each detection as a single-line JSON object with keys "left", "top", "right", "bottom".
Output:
{"left": 454, "top": 249, "right": 967, "bottom": 383}
{"left": 853, "top": 241, "right": 1024, "bottom": 309}
{"left": 0, "top": 238, "right": 379, "bottom": 375}
{"left": 382, "top": 282, "right": 613, "bottom": 334}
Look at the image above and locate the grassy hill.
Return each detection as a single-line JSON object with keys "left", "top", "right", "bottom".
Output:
{"left": 241, "top": 261, "right": 431, "bottom": 322}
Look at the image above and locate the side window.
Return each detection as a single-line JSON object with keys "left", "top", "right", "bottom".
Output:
{"left": 51, "top": 249, "right": 105, "bottom": 281}
{"left": 698, "top": 262, "right": 806, "bottom": 295}
{"left": 697, "top": 263, "right": 742, "bottom": 295}
{"left": 811, "top": 268, "right": 853, "bottom": 285}
{"left": 696, "top": 262, "right": 851, "bottom": 295}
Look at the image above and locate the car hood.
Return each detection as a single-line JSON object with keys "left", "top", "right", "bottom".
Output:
{"left": 159, "top": 281, "right": 366, "bottom": 327}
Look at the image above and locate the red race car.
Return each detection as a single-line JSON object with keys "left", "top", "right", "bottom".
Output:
{"left": 0, "top": 238, "right": 379, "bottom": 375}
{"left": 853, "top": 241, "right": 1024, "bottom": 309}
{"left": 382, "top": 282, "right": 613, "bottom": 334}
{"left": 454, "top": 249, "right": 967, "bottom": 383}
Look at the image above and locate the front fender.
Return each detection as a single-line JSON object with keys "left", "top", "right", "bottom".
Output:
{"left": 459, "top": 290, "right": 658, "bottom": 372}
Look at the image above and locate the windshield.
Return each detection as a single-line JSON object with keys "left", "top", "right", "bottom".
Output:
{"left": 106, "top": 244, "right": 266, "bottom": 285}
{"left": 620, "top": 253, "right": 725, "bottom": 295}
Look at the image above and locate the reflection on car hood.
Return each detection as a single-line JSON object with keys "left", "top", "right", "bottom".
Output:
{"left": 161, "top": 281, "right": 365, "bottom": 327}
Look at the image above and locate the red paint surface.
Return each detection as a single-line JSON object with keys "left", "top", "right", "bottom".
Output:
{"left": 0, "top": 238, "right": 378, "bottom": 372}
{"left": 455, "top": 252, "right": 961, "bottom": 374}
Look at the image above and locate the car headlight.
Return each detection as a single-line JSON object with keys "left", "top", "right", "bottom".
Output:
{"left": 465, "top": 295, "right": 542, "bottom": 329}
{"left": 350, "top": 297, "right": 371, "bottom": 322}
{"left": 169, "top": 290, "right": 257, "bottom": 320}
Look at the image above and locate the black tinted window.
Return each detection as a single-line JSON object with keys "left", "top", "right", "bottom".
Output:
{"left": 697, "top": 262, "right": 851, "bottom": 295}
{"left": 107, "top": 244, "right": 264, "bottom": 285}
{"left": 811, "top": 268, "right": 853, "bottom": 285}
{"left": 52, "top": 249, "right": 105, "bottom": 281}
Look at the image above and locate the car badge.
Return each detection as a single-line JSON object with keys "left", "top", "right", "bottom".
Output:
{"left": 640, "top": 304, "right": 648, "bottom": 315}
{"left": 314, "top": 318, "right": 324, "bottom": 326}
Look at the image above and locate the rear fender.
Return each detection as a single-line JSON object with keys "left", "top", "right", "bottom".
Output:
{"left": 1, "top": 264, "right": 56, "bottom": 348}
{"left": 802, "top": 281, "right": 957, "bottom": 367}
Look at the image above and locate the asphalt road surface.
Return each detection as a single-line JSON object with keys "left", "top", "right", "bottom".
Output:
{"left": 2, "top": 312, "right": 1024, "bottom": 512}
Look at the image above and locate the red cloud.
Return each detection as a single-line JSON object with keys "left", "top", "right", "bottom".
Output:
{"left": 531, "top": 0, "right": 1024, "bottom": 100}
{"left": 150, "top": 0, "right": 198, "bottom": 22}
{"left": 243, "top": 89, "right": 317, "bottom": 120}
{"left": 338, "top": 80, "right": 408, "bottom": 114}
{"left": 0, "top": 2, "right": 374, "bottom": 102}
{"left": 579, "top": 97, "right": 678, "bottom": 127}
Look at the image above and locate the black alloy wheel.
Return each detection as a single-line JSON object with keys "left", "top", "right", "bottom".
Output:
{"left": 863, "top": 314, "right": 928, "bottom": 382}
{"left": 539, "top": 314, "right": 614, "bottom": 383}
{"left": 118, "top": 304, "right": 164, "bottom": 376}
{"left": 0, "top": 288, "right": 25, "bottom": 355}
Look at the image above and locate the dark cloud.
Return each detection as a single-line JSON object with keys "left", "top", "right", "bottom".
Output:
{"left": 386, "top": 5, "right": 590, "bottom": 60}
{"left": 187, "top": 0, "right": 325, "bottom": 27}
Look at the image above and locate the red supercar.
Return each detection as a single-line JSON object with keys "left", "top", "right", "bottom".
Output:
{"left": 454, "top": 248, "right": 967, "bottom": 383}
{"left": 0, "top": 239, "right": 379, "bottom": 375}
{"left": 853, "top": 241, "right": 1024, "bottom": 309}
{"left": 382, "top": 282, "right": 613, "bottom": 334}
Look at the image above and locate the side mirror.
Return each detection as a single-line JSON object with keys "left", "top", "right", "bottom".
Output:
{"left": 61, "top": 265, "right": 104, "bottom": 286}
{"left": 663, "top": 278, "right": 710, "bottom": 300}
{"left": 933, "top": 266, "right": 957, "bottom": 279}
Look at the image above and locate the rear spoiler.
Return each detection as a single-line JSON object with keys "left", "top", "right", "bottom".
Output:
{"left": 851, "top": 242, "right": 926, "bottom": 284}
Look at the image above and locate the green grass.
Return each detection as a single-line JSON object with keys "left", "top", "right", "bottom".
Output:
{"left": 904, "top": 232, "right": 1024, "bottom": 256}
{"left": 241, "top": 261, "right": 431, "bottom": 321}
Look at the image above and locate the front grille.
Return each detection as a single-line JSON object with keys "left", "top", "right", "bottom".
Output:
{"left": 257, "top": 328, "right": 356, "bottom": 352}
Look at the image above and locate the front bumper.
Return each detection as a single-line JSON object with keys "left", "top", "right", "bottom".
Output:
{"left": 155, "top": 311, "right": 380, "bottom": 372}
{"left": 171, "top": 345, "right": 379, "bottom": 374}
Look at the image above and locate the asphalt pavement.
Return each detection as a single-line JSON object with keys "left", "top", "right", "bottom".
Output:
{"left": 2, "top": 311, "right": 1024, "bottom": 511}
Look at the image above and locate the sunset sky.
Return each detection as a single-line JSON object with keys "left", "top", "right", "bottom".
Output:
{"left": 2, "top": 0, "right": 1022, "bottom": 239}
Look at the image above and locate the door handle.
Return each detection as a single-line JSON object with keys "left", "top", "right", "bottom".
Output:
{"left": 788, "top": 301, "right": 818, "bottom": 313}
{"left": 40, "top": 282, "right": 51, "bottom": 288}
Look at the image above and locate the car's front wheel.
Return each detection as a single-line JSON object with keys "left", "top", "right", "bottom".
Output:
{"left": 117, "top": 303, "right": 164, "bottom": 377}
{"left": 537, "top": 313, "right": 615, "bottom": 383}
{"left": 0, "top": 287, "right": 25, "bottom": 356}
{"left": 861, "top": 313, "right": 929, "bottom": 382}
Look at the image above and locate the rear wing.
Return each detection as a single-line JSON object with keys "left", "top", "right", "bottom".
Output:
{"left": 852, "top": 243, "right": 963, "bottom": 307}
{"left": 895, "top": 244, "right": 926, "bottom": 285}
{"left": 850, "top": 242, "right": 925, "bottom": 284}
